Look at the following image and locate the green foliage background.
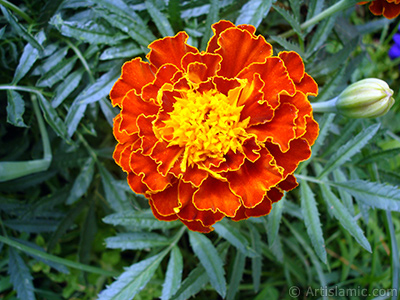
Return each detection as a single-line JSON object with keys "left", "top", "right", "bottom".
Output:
{"left": 1, "top": 0, "right": 400, "bottom": 299}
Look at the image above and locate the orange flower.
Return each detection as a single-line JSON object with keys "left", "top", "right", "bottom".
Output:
{"left": 359, "top": 0, "right": 400, "bottom": 19}
{"left": 110, "top": 20, "right": 319, "bottom": 233}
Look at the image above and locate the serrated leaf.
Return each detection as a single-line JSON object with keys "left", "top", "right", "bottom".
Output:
{"left": 6, "top": 90, "right": 27, "bottom": 127}
{"left": 316, "top": 66, "right": 346, "bottom": 102}
{"left": 105, "top": 233, "right": 169, "bottom": 250}
{"left": 320, "top": 184, "right": 371, "bottom": 252}
{"left": 0, "top": 5, "right": 43, "bottom": 51}
{"left": 103, "top": 210, "right": 180, "bottom": 230}
{"left": 226, "top": 251, "right": 246, "bottom": 300}
{"left": 8, "top": 248, "right": 36, "bottom": 300}
{"left": 300, "top": 180, "right": 327, "bottom": 263}
{"left": 161, "top": 246, "right": 183, "bottom": 300}
{"left": 13, "top": 31, "right": 46, "bottom": 84}
{"left": 269, "top": 35, "right": 303, "bottom": 55}
{"left": 213, "top": 221, "right": 258, "bottom": 257}
{"left": 100, "top": 43, "right": 144, "bottom": 60}
{"left": 98, "top": 162, "right": 130, "bottom": 212}
{"left": 273, "top": 4, "right": 303, "bottom": 38}
{"left": 65, "top": 101, "right": 87, "bottom": 138}
{"left": 332, "top": 180, "right": 400, "bottom": 211}
{"left": 266, "top": 197, "right": 285, "bottom": 246}
{"left": 36, "top": 93, "right": 70, "bottom": 142}
{"left": 235, "top": 0, "right": 274, "bottom": 28}
{"left": 170, "top": 264, "right": 208, "bottom": 300}
{"left": 200, "top": 0, "right": 219, "bottom": 50}
{"left": 188, "top": 231, "right": 226, "bottom": 298}
{"left": 318, "top": 123, "right": 380, "bottom": 178}
{"left": 52, "top": 69, "right": 85, "bottom": 108}
{"left": 356, "top": 147, "right": 400, "bottom": 165}
{"left": 33, "top": 46, "right": 68, "bottom": 77}
{"left": 332, "top": 168, "right": 354, "bottom": 215}
{"left": 98, "top": 251, "right": 167, "bottom": 300}
{"left": 306, "top": 16, "right": 336, "bottom": 57}
{"left": 145, "top": 0, "right": 174, "bottom": 37}
{"left": 66, "top": 157, "right": 95, "bottom": 205}
{"left": 50, "top": 14, "right": 127, "bottom": 45}
{"left": 36, "top": 56, "right": 77, "bottom": 88}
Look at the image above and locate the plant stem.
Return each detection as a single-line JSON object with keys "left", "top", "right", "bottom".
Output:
{"left": 32, "top": 94, "right": 52, "bottom": 161}
{"left": 311, "top": 97, "right": 338, "bottom": 113}
{"left": 279, "top": 0, "right": 363, "bottom": 39}
{"left": 0, "top": 235, "right": 119, "bottom": 277}
{"left": 0, "top": 0, "right": 34, "bottom": 24}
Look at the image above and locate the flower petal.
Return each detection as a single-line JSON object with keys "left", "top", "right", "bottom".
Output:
{"left": 248, "top": 102, "right": 298, "bottom": 152}
{"left": 150, "top": 183, "right": 180, "bottom": 216}
{"left": 193, "top": 176, "right": 241, "bottom": 217}
{"left": 238, "top": 57, "right": 296, "bottom": 108}
{"left": 147, "top": 32, "right": 198, "bottom": 69}
{"left": 149, "top": 199, "right": 179, "bottom": 221}
{"left": 137, "top": 115, "right": 158, "bottom": 155}
{"left": 120, "top": 90, "right": 159, "bottom": 134}
{"left": 231, "top": 196, "right": 273, "bottom": 221}
{"left": 181, "top": 52, "right": 222, "bottom": 83}
{"left": 110, "top": 58, "right": 155, "bottom": 107}
{"left": 127, "top": 172, "right": 149, "bottom": 194}
{"left": 151, "top": 142, "right": 184, "bottom": 176}
{"left": 215, "top": 27, "right": 273, "bottom": 78}
{"left": 227, "top": 148, "right": 283, "bottom": 208}
{"left": 301, "top": 116, "right": 319, "bottom": 146}
{"left": 278, "top": 174, "right": 298, "bottom": 192}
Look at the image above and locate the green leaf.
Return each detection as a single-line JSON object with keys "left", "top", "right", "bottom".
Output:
{"left": 36, "top": 56, "right": 77, "bottom": 88}
{"left": 78, "top": 200, "right": 97, "bottom": 265}
{"left": 266, "top": 197, "right": 285, "bottom": 246}
{"left": 213, "top": 220, "right": 258, "bottom": 257}
{"left": 300, "top": 180, "right": 327, "bottom": 263}
{"left": 318, "top": 123, "right": 380, "bottom": 178}
{"left": 8, "top": 248, "right": 36, "bottom": 300}
{"left": 66, "top": 157, "right": 95, "bottom": 205}
{"left": 98, "top": 251, "right": 168, "bottom": 300}
{"left": 170, "top": 264, "right": 208, "bottom": 300}
{"left": 50, "top": 14, "right": 127, "bottom": 45}
{"left": 4, "top": 219, "right": 59, "bottom": 233}
{"left": 273, "top": 4, "right": 303, "bottom": 38}
{"left": 13, "top": 31, "right": 46, "bottom": 84}
{"left": 235, "top": 0, "right": 274, "bottom": 28}
{"left": 332, "top": 168, "right": 354, "bottom": 215}
{"left": 6, "top": 90, "right": 27, "bottom": 127}
{"left": 200, "top": 0, "right": 219, "bottom": 51}
{"left": 226, "top": 251, "right": 246, "bottom": 300}
{"left": 52, "top": 69, "right": 85, "bottom": 108}
{"left": 36, "top": 93, "right": 70, "bottom": 142}
{"left": 33, "top": 46, "right": 68, "bottom": 77}
{"left": 356, "top": 148, "right": 400, "bottom": 165}
{"left": 98, "top": 162, "right": 131, "bottom": 212}
{"left": 105, "top": 233, "right": 170, "bottom": 250}
{"left": 188, "top": 231, "right": 226, "bottom": 298}
{"left": 306, "top": 15, "right": 336, "bottom": 57}
{"left": 332, "top": 180, "right": 400, "bottom": 211}
{"left": 268, "top": 35, "right": 303, "bottom": 55}
{"left": 145, "top": 0, "right": 174, "bottom": 37}
{"left": 103, "top": 210, "right": 180, "bottom": 230}
{"left": 0, "top": 5, "right": 43, "bottom": 51}
{"left": 320, "top": 184, "right": 371, "bottom": 252}
{"left": 99, "top": 97, "right": 118, "bottom": 126}
{"left": 65, "top": 101, "right": 87, "bottom": 138}
{"left": 248, "top": 223, "right": 262, "bottom": 292}
{"left": 100, "top": 43, "right": 144, "bottom": 60}
{"left": 161, "top": 246, "right": 183, "bottom": 300}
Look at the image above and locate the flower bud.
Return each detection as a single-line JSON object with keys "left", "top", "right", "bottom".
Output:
{"left": 336, "top": 78, "right": 395, "bottom": 118}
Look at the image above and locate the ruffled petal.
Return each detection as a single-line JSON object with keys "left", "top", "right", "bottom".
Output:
{"left": 137, "top": 115, "right": 158, "bottom": 155}
{"left": 193, "top": 176, "right": 241, "bottom": 217}
{"left": 215, "top": 27, "right": 273, "bottom": 78}
{"left": 226, "top": 148, "right": 283, "bottom": 208}
{"left": 278, "top": 51, "right": 305, "bottom": 83}
{"left": 149, "top": 199, "right": 179, "bottom": 221}
{"left": 147, "top": 32, "right": 199, "bottom": 69}
{"left": 231, "top": 196, "right": 273, "bottom": 221}
{"left": 278, "top": 174, "right": 298, "bottom": 192}
{"left": 247, "top": 102, "right": 298, "bottom": 152}
{"left": 127, "top": 172, "right": 149, "bottom": 194}
{"left": 119, "top": 90, "right": 159, "bottom": 134}
{"left": 265, "top": 139, "right": 312, "bottom": 178}
{"left": 110, "top": 58, "right": 156, "bottom": 107}
{"left": 238, "top": 57, "right": 296, "bottom": 108}
{"left": 113, "top": 115, "right": 142, "bottom": 144}
{"left": 151, "top": 142, "right": 184, "bottom": 176}
{"left": 180, "top": 219, "right": 213, "bottom": 233}
{"left": 181, "top": 52, "right": 222, "bottom": 83}
{"left": 150, "top": 183, "right": 180, "bottom": 216}
{"left": 301, "top": 117, "right": 319, "bottom": 146}
{"left": 206, "top": 20, "right": 237, "bottom": 53}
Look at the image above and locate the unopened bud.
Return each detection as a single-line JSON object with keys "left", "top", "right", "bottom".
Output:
{"left": 336, "top": 78, "right": 395, "bottom": 118}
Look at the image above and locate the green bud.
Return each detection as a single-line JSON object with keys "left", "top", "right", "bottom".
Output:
{"left": 336, "top": 78, "right": 395, "bottom": 118}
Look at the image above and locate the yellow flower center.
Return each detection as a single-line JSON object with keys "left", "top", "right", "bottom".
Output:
{"left": 161, "top": 88, "right": 250, "bottom": 172}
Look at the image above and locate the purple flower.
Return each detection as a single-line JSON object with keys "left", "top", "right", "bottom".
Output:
{"left": 389, "top": 33, "right": 400, "bottom": 60}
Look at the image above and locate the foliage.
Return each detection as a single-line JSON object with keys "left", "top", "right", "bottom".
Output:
{"left": 1, "top": 0, "right": 400, "bottom": 299}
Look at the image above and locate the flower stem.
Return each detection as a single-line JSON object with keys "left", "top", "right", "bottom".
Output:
{"left": 0, "top": 0, "right": 34, "bottom": 24}
{"left": 310, "top": 97, "right": 338, "bottom": 113}
{"left": 279, "top": 0, "right": 364, "bottom": 39}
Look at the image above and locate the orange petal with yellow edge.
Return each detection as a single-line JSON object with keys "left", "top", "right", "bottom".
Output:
{"left": 278, "top": 174, "right": 298, "bottom": 192}
{"left": 150, "top": 183, "right": 180, "bottom": 216}
{"left": 301, "top": 117, "right": 319, "bottom": 146}
{"left": 181, "top": 52, "right": 222, "bottom": 82}
{"left": 113, "top": 115, "right": 141, "bottom": 144}
{"left": 206, "top": 20, "right": 237, "bottom": 53}
{"left": 151, "top": 142, "right": 184, "bottom": 176}
{"left": 127, "top": 172, "right": 149, "bottom": 195}
{"left": 238, "top": 57, "right": 296, "bottom": 108}
{"left": 180, "top": 219, "right": 213, "bottom": 233}
{"left": 137, "top": 115, "right": 158, "bottom": 155}
{"left": 266, "top": 139, "right": 311, "bottom": 178}
{"left": 231, "top": 196, "right": 273, "bottom": 221}
{"left": 147, "top": 32, "right": 198, "bottom": 69}
{"left": 248, "top": 102, "right": 298, "bottom": 152}
{"left": 119, "top": 90, "right": 159, "bottom": 134}
{"left": 280, "top": 92, "right": 312, "bottom": 138}
{"left": 278, "top": 51, "right": 305, "bottom": 83}
{"left": 226, "top": 148, "right": 283, "bottom": 208}
{"left": 149, "top": 199, "right": 179, "bottom": 221}
{"left": 216, "top": 27, "right": 273, "bottom": 78}
{"left": 242, "top": 136, "right": 261, "bottom": 163}
{"left": 193, "top": 176, "right": 241, "bottom": 217}
{"left": 296, "top": 73, "right": 318, "bottom": 96}
{"left": 129, "top": 150, "right": 173, "bottom": 192}
{"left": 110, "top": 58, "right": 155, "bottom": 107}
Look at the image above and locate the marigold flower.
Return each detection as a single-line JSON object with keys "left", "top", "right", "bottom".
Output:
{"left": 110, "top": 20, "right": 319, "bottom": 233}
{"left": 359, "top": 0, "right": 400, "bottom": 19}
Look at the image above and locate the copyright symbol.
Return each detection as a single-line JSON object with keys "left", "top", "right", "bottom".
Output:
{"left": 289, "top": 286, "right": 301, "bottom": 298}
